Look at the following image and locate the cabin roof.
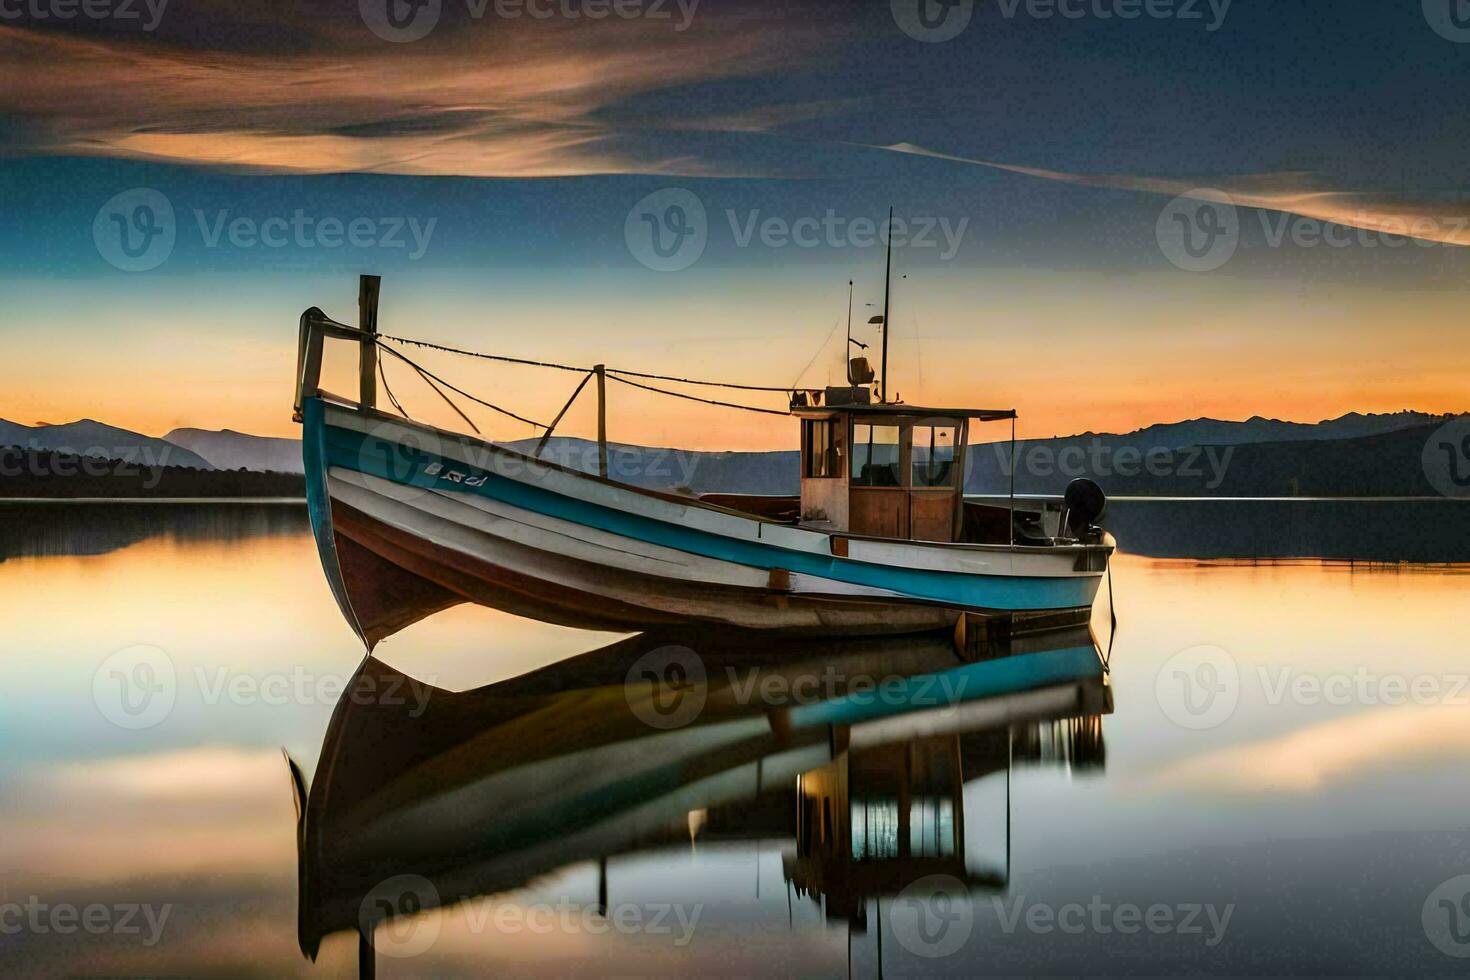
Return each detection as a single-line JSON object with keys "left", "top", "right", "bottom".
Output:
{"left": 791, "top": 403, "right": 1017, "bottom": 422}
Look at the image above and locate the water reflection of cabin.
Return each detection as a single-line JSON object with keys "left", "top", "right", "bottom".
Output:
{"left": 788, "top": 735, "right": 990, "bottom": 921}
{"left": 791, "top": 401, "right": 1016, "bottom": 542}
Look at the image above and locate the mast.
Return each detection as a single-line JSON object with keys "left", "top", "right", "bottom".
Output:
{"left": 879, "top": 206, "right": 893, "bottom": 403}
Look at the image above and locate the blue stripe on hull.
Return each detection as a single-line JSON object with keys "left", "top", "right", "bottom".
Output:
{"left": 309, "top": 402, "right": 1097, "bottom": 613}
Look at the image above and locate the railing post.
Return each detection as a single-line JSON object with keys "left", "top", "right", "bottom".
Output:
{"left": 358, "top": 275, "right": 381, "bottom": 411}
{"left": 594, "top": 364, "right": 608, "bottom": 479}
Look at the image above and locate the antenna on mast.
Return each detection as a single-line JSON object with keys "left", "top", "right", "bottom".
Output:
{"left": 844, "top": 279, "right": 872, "bottom": 383}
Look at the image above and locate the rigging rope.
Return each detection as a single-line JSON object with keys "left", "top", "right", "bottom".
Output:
{"left": 377, "top": 358, "right": 408, "bottom": 419}
{"left": 377, "top": 343, "right": 547, "bottom": 429}
{"left": 605, "top": 373, "right": 792, "bottom": 417}
{"left": 379, "top": 333, "right": 818, "bottom": 394}
{"left": 374, "top": 334, "right": 793, "bottom": 431}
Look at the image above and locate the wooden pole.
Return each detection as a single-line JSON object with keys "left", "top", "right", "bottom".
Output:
{"left": 1008, "top": 416, "right": 1016, "bottom": 546}
{"left": 594, "top": 364, "right": 608, "bottom": 478}
{"left": 358, "top": 926, "right": 375, "bottom": 980}
{"left": 535, "top": 370, "right": 595, "bottom": 459}
{"left": 358, "top": 275, "right": 381, "bottom": 411}
{"left": 597, "top": 856, "right": 608, "bottom": 918}
{"left": 879, "top": 206, "right": 893, "bottom": 403}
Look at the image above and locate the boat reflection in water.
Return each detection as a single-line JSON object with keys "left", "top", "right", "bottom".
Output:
{"left": 290, "top": 626, "right": 1111, "bottom": 974}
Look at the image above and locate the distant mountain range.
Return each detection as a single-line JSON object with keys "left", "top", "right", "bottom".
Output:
{"left": 1056, "top": 411, "right": 1450, "bottom": 449}
{"left": 0, "top": 419, "right": 213, "bottom": 471}
{"left": 0, "top": 410, "right": 1462, "bottom": 498}
{"left": 163, "top": 427, "right": 304, "bottom": 474}
{"left": 511, "top": 411, "right": 1463, "bottom": 497}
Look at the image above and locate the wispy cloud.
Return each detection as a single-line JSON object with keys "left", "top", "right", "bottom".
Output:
{"left": 874, "top": 142, "right": 1470, "bottom": 247}
{"left": 0, "top": 12, "right": 839, "bottom": 177}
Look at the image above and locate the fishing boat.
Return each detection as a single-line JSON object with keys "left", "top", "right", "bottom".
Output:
{"left": 293, "top": 270, "right": 1115, "bottom": 648}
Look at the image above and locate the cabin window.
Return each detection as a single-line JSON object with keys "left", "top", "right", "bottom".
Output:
{"left": 851, "top": 423, "right": 902, "bottom": 487}
{"left": 802, "top": 419, "right": 841, "bottom": 478}
{"left": 910, "top": 424, "right": 959, "bottom": 487}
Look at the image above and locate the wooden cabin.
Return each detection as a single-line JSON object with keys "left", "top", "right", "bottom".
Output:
{"left": 790, "top": 399, "right": 1016, "bottom": 542}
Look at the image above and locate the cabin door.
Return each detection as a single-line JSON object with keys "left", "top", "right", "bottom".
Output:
{"left": 848, "top": 419, "right": 965, "bottom": 541}
{"left": 848, "top": 422, "right": 908, "bottom": 538}
{"left": 907, "top": 421, "right": 963, "bottom": 542}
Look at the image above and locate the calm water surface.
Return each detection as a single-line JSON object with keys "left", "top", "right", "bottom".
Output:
{"left": 2, "top": 503, "right": 1469, "bottom": 976}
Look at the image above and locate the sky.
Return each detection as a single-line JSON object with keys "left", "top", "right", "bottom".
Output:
{"left": 2, "top": 1, "right": 1469, "bottom": 449}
